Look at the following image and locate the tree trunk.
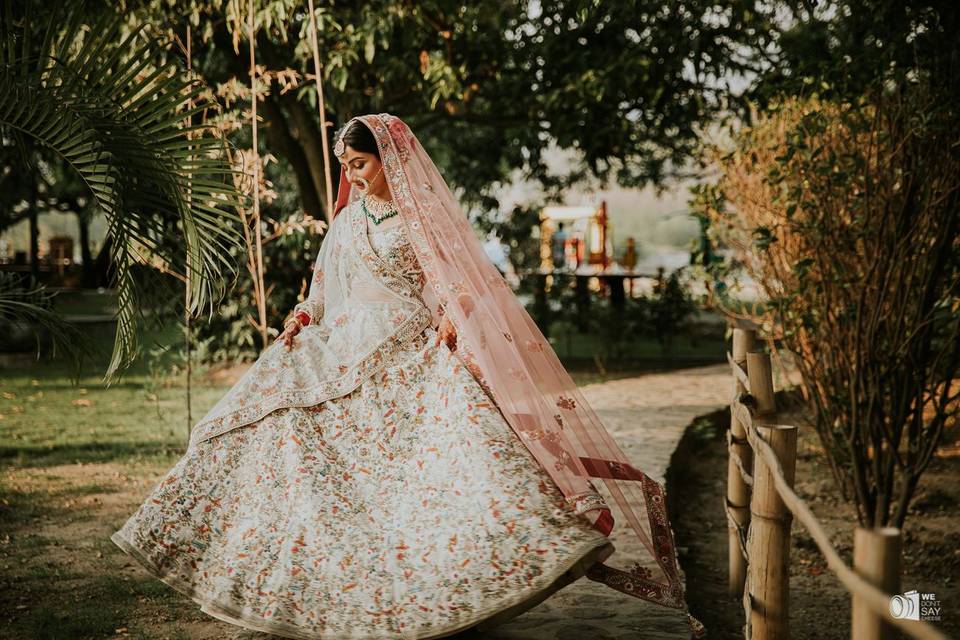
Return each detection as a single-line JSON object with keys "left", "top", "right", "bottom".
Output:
{"left": 208, "top": 25, "right": 328, "bottom": 220}
{"left": 92, "top": 234, "right": 113, "bottom": 288}
{"left": 28, "top": 182, "right": 39, "bottom": 283}
{"left": 76, "top": 208, "right": 95, "bottom": 288}
{"left": 256, "top": 35, "right": 337, "bottom": 219}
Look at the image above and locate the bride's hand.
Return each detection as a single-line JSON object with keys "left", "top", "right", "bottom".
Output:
{"left": 275, "top": 319, "right": 303, "bottom": 351}
{"left": 435, "top": 316, "right": 457, "bottom": 351}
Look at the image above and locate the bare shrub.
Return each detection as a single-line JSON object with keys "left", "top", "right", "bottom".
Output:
{"left": 694, "top": 89, "right": 960, "bottom": 527}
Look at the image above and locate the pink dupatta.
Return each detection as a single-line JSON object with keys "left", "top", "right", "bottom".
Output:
{"left": 332, "top": 114, "right": 703, "bottom": 636}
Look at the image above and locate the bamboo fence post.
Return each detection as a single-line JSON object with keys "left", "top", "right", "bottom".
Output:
{"left": 305, "top": 0, "right": 335, "bottom": 223}
{"left": 248, "top": 0, "right": 268, "bottom": 349}
{"left": 184, "top": 24, "right": 194, "bottom": 443}
{"left": 852, "top": 527, "right": 902, "bottom": 640}
{"left": 748, "top": 422, "right": 797, "bottom": 640}
{"left": 728, "top": 328, "right": 757, "bottom": 597}
{"left": 746, "top": 351, "right": 777, "bottom": 416}
{"left": 746, "top": 350, "right": 790, "bottom": 640}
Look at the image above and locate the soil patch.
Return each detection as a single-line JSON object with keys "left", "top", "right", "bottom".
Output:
{"left": 0, "top": 460, "right": 235, "bottom": 639}
{"left": 667, "top": 390, "right": 959, "bottom": 639}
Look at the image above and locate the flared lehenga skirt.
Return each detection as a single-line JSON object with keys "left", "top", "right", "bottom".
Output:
{"left": 111, "top": 325, "right": 615, "bottom": 640}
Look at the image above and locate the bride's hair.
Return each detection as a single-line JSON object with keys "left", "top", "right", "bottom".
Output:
{"left": 334, "top": 120, "right": 380, "bottom": 160}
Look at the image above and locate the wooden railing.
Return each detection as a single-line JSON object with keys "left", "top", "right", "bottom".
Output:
{"left": 725, "top": 326, "right": 948, "bottom": 640}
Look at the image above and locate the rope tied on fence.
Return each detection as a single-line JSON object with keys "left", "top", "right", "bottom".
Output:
{"left": 727, "top": 429, "right": 755, "bottom": 486}
{"left": 728, "top": 352, "right": 751, "bottom": 390}
{"left": 724, "top": 335, "right": 949, "bottom": 640}
{"left": 724, "top": 497, "right": 750, "bottom": 561}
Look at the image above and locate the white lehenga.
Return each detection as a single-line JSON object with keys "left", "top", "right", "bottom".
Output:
{"left": 111, "top": 203, "right": 615, "bottom": 640}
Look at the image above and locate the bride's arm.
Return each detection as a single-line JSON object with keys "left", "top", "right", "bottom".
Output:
{"left": 291, "top": 266, "right": 324, "bottom": 327}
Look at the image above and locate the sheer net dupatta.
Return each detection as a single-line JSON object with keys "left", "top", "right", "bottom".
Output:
{"left": 336, "top": 114, "right": 704, "bottom": 636}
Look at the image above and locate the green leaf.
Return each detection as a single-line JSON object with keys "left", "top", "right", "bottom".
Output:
{"left": 364, "top": 32, "right": 375, "bottom": 64}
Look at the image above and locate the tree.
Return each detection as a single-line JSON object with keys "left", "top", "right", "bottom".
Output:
{"left": 694, "top": 91, "right": 959, "bottom": 528}
{"left": 688, "top": 1, "right": 960, "bottom": 526}
{"left": 741, "top": 0, "right": 960, "bottom": 108}
{"left": 131, "top": 0, "right": 768, "bottom": 219}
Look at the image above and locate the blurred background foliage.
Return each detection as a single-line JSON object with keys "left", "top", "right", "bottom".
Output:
{"left": 1, "top": 0, "right": 957, "bottom": 376}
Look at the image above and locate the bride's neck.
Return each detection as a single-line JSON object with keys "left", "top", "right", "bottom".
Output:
{"left": 365, "top": 188, "right": 392, "bottom": 202}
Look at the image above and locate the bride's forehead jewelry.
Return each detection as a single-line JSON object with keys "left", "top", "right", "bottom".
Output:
{"left": 334, "top": 118, "right": 361, "bottom": 158}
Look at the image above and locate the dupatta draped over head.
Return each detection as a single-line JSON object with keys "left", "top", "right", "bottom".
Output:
{"left": 191, "top": 113, "right": 703, "bottom": 636}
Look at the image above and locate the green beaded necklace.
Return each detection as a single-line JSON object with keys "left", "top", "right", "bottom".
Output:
{"left": 361, "top": 196, "right": 399, "bottom": 225}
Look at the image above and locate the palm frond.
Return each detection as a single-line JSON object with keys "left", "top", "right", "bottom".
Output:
{"left": 0, "top": 4, "right": 245, "bottom": 380}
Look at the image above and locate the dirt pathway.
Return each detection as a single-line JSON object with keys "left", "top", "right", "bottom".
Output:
{"left": 482, "top": 364, "right": 735, "bottom": 640}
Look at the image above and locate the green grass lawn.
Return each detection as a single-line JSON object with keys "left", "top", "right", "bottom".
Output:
{"left": 0, "top": 316, "right": 232, "bottom": 639}
{"left": 49, "top": 288, "right": 119, "bottom": 317}
{"left": 0, "top": 368, "right": 227, "bottom": 469}
{"left": 1, "top": 307, "right": 228, "bottom": 469}
{"left": 547, "top": 324, "right": 725, "bottom": 361}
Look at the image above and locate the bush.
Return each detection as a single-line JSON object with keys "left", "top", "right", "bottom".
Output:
{"left": 693, "top": 87, "right": 960, "bottom": 527}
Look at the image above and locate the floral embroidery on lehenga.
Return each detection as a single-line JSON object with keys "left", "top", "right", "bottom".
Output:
{"left": 111, "top": 203, "right": 615, "bottom": 639}
{"left": 187, "top": 203, "right": 435, "bottom": 448}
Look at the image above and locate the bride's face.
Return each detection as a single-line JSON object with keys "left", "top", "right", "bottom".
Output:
{"left": 341, "top": 146, "right": 389, "bottom": 198}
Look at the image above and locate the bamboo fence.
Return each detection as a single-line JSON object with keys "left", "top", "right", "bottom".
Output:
{"left": 725, "top": 326, "right": 948, "bottom": 640}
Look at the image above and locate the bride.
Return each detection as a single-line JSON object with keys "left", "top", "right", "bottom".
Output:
{"left": 111, "top": 113, "right": 704, "bottom": 639}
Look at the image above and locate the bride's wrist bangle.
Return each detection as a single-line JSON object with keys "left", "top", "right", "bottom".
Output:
{"left": 294, "top": 311, "right": 311, "bottom": 326}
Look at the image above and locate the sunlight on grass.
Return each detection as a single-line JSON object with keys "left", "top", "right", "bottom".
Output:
{"left": 0, "top": 374, "right": 227, "bottom": 468}
{"left": 0, "top": 337, "right": 229, "bottom": 469}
